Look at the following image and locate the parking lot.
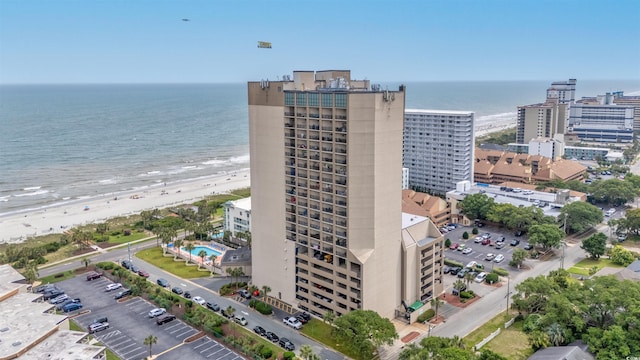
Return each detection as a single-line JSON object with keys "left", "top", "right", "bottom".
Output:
{"left": 441, "top": 225, "right": 532, "bottom": 273}
{"left": 58, "top": 275, "right": 243, "bottom": 360}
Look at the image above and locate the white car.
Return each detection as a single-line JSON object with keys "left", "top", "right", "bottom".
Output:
{"left": 474, "top": 272, "right": 487, "bottom": 283}
{"left": 494, "top": 254, "right": 505, "bottom": 263}
{"left": 462, "top": 247, "right": 472, "bottom": 254}
{"left": 283, "top": 316, "right": 303, "bottom": 330}
{"left": 192, "top": 296, "right": 206, "bottom": 305}
{"left": 105, "top": 283, "right": 122, "bottom": 292}
{"left": 474, "top": 236, "right": 483, "bottom": 243}
{"left": 148, "top": 308, "right": 167, "bottom": 318}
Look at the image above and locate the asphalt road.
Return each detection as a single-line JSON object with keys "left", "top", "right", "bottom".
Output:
{"left": 39, "top": 241, "right": 344, "bottom": 360}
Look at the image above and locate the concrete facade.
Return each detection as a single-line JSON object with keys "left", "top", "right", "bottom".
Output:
{"left": 568, "top": 102, "right": 635, "bottom": 143}
{"left": 403, "top": 109, "right": 475, "bottom": 195}
{"left": 248, "top": 70, "right": 408, "bottom": 319}
{"left": 527, "top": 136, "right": 565, "bottom": 160}
{"left": 516, "top": 98, "right": 567, "bottom": 144}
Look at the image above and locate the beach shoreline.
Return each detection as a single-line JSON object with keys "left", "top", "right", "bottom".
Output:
{"left": 0, "top": 169, "right": 250, "bottom": 244}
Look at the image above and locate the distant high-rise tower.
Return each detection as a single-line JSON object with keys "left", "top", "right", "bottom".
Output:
{"left": 248, "top": 70, "right": 407, "bottom": 318}
{"left": 546, "top": 79, "right": 577, "bottom": 105}
{"left": 403, "top": 109, "right": 475, "bottom": 194}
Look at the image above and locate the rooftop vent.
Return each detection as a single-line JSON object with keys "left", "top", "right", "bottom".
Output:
{"left": 0, "top": 327, "right": 9, "bottom": 332}
{"left": 12, "top": 341, "right": 21, "bottom": 347}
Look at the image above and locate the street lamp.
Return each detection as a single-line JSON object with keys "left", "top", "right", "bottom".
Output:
{"left": 505, "top": 276, "right": 512, "bottom": 315}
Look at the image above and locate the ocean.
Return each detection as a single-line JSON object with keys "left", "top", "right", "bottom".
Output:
{"left": 1, "top": 80, "right": 638, "bottom": 216}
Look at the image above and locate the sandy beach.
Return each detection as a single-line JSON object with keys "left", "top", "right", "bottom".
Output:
{"left": 0, "top": 169, "right": 250, "bottom": 244}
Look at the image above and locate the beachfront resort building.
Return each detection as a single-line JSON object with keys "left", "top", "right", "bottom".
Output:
{"left": 403, "top": 109, "right": 475, "bottom": 195}
{"left": 567, "top": 98, "right": 635, "bottom": 143}
{"left": 0, "top": 264, "right": 106, "bottom": 360}
{"left": 223, "top": 197, "right": 251, "bottom": 237}
{"left": 516, "top": 97, "right": 568, "bottom": 144}
{"left": 248, "top": 70, "right": 443, "bottom": 320}
{"left": 546, "top": 79, "right": 577, "bottom": 106}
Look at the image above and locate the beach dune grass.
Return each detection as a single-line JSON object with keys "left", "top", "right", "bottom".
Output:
{"left": 136, "top": 247, "right": 210, "bottom": 279}
{"left": 106, "top": 231, "right": 147, "bottom": 244}
{"left": 567, "top": 258, "right": 623, "bottom": 276}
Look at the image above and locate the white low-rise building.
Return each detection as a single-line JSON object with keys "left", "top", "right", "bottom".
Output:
{"left": 223, "top": 197, "right": 251, "bottom": 237}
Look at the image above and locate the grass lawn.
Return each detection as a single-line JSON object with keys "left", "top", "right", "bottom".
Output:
{"left": 567, "top": 258, "right": 623, "bottom": 276}
{"left": 39, "top": 270, "right": 76, "bottom": 284}
{"left": 300, "top": 319, "right": 359, "bottom": 359}
{"left": 135, "top": 247, "right": 211, "bottom": 279}
{"left": 484, "top": 320, "right": 534, "bottom": 360}
{"left": 108, "top": 231, "right": 149, "bottom": 244}
{"left": 463, "top": 311, "right": 511, "bottom": 349}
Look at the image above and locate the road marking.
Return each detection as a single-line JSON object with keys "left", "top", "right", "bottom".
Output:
{"left": 200, "top": 344, "right": 220, "bottom": 353}
{"left": 207, "top": 348, "right": 227, "bottom": 358}
{"left": 121, "top": 345, "right": 144, "bottom": 356}
{"left": 241, "top": 311, "right": 248, "bottom": 315}
{"left": 175, "top": 329, "right": 196, "bottom": 338}
{"left": 125, "top": 349, "right": 147, "bottom": 360}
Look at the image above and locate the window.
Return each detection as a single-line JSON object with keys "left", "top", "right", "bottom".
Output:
{"left": 285, "top": 92, "right": 294, "bottom": 106}
{"left": 308, "top": 93, "right": 319, "bottom": 106}
{"left": 322, "top": 93, "right": 333, "bottom": 107}
{"left": 335, "top": 94, "right": 347, "bottom": 108}
{"left": 296, "top": 93, "right": 307, "bottom": 106}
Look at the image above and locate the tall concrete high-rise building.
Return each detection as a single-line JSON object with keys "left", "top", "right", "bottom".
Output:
{"left": 546, "top": 79, "right": 577, "bottom": 105}
{"left": 248, "top": 70, "right": 410, "bottom": 318}
{"left": 516, "top": 97, "right": 568, "bottom": 144}
{"left": 403, "top": 109, "right": 475, "bottom": 195}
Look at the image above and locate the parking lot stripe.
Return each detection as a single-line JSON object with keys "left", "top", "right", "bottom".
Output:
{"left": 111, "top": 337, "right": 133, "bottom": 349}
{"left": 170, "top": 326, "right": 189, "bottom": 335}
{"left": 165, "top": 323, "right": 182, "bottom": 331}
{"left": 206, "top": 347, "right": 227, "bottom": 358}
{"left": 117, "top": 342, "right": 139, "bottom": 353}
{"left": 201, "top": 344, "right": 222, "bottom": 354}
{"left": 121, "top": 345, "right": 144, "bottom": 356}
{"left": 125, "top": 349, "right": 148, "bottom": 360}
{"left": 193, "top": 339, "right": 213, "bottom": 349}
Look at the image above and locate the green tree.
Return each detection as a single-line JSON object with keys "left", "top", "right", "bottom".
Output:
{"left": 591, "top": 178, "right": 638, "bottom": 206}
{"left": 509, "top": 248, "right": 528, "bottom": 269}
{"left": 559, "top": 201, "right": 604, "bottom": 234}
{"left": 462, "top": 232, "right": 468, "bottom": 240}
{"left": 143, "top": 334, "right": 157, "bottom": 358}
{"left": 609, "top": 245, "right": 635, "bottom": 266}
{"left": 612, "top": 208, "right": 640, "bottom": 236}
{"left": 445, "top": 238, "right": 452, "bottom": 247}
{"left": 323, "top": 310, "right": 336, "bottom": 325}
{"left": 332, "top": 310, "right": 398, "bottom": 360}
{"left": 184, "top": 242, "right": 195, "bottom": 264}
{"left": 529, "top": 330, "right": 550, "bottom": 351}
{"left": 459, "top": 193, "right": 495, "bottom": 220}
{"left": 96, "top": 223, "right": 108, "bottom": 240}
{"left": 546, "top": 323, "right": 566, "bottom": 346}
{"left": 581, "top": 232, "right": 607, "bottom": 259}
{"left": 527, "top": 224, "right": 564, "bottom": 250}
{"left": 22, "top": 261, "right": 39, "bottom": 286}
{"left": 472, "top": 227, "right": 479, "bottom": 235}
{"left": 299, "top": 344, "right": 315, "bottom": 360}
{"left": 453, "top": 280, "right": 466, "bottom": 298}
{"left": 261, "top": 285, "right": 271, "bottom": 301}
{"left": 430, "top": 297, "right": 443, "bottom": 320}
{"left": 173, "top": 239, "right": 183, "bottom": 260}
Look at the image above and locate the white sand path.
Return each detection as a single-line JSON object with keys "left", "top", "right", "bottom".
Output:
{"left": 0, "top": 169, "right": 250, "bottom": 244}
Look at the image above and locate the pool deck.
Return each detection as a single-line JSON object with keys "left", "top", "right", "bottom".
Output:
{"left": 168, "top": 241, "right": 227, "bottom": 268}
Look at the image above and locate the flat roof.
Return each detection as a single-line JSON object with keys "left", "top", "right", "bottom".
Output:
{"left": 20, "top": 330, "right": 105, "bottom": 360}
{"left": 226, "top": 197, "right": 251, "bottom": 211}
{"left": 402, "top": 213, "right": 428, "bottom": 229}
{"left": 405, "top": 108, "right": 474, "bottom": 116}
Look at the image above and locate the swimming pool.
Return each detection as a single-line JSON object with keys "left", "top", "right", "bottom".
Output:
{"left": 181, "top": 245, "right": 223, "bottom": 258}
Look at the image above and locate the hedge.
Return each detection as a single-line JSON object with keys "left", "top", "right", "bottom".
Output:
{"left": 460, "top": 291, "right": 475, "bottom": 299}
{"left": 493, "top": 267, "right": 509, "bottom": 276}
{"left": 485, "top": 273, "right": 499, "bottom": 284}
{"left": 444, "top": 259, "right": 464, "bottom": 268}
{"left": 417, "top": 309, "right": 435, "bottom": 323}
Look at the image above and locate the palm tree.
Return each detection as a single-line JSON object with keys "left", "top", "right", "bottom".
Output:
{"left": 143, "top": 334, "right": 158, "bottom": 358}
{"left": 226, "top": 267, "right": 234, "bottom": 284}
{"left": 81, "top": 257, "right": 91, "bottom": 268}
{"left": 546, "top": 323, "right": 565, "bottom": 346}
{"left": 300, "top": 344, "right": 315, "bottom": 360}
{"left": 185, "top": 242, "right": 195, "bottom": 264}
{"left": 261, "top": 285, "right": 271, "bottom": 301}
{"left": 173, "top": 239, "right": 184, "bottom": 260}
{"left": 198, "top": 249, "right": 207, "bottom": 269}
{"left": 464, "top": 272, "right": 474, "bottom": 291}
{"left": 160, "top": 229, "right": 172, "bottom": 254}
{"left": 453, "top": 280, "right": 466, "bottom": 298}
{"left": 322, "top": 310, "right": 335, "bottom": 325}
{"left": 96, "top": 223, "right": 108, "bottom": 240}
{"left": 430, "top": 297, "right": 444, "bottom": 321}
{"left": 529, "top": 330, "right": 550, "bottom": 350}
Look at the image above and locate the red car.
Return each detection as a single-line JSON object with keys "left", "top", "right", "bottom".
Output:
{"left": 481, "top": 239, "right": 491, "bottom": 245}
{"left": 137, "top": 270, "right": 150, "bottom": 278}
{"left": 449, "top": 243, "right": 460, "bottom": 250}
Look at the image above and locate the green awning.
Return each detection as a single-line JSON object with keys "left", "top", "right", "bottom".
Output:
{"left": 409, "top": 301, "right": 424, "bottom": 311}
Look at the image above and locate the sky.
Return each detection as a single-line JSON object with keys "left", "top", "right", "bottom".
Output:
{"left": 1, "top": 0, "right": 639, "bottom": 84}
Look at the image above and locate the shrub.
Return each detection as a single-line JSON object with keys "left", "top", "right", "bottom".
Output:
{"left": 283, "top": 351, "right": 296, "bottom": 360}
{"left": 444, "top": 259, "right": 464, "bottom": 268}
{"left": 110, "top": 231, "right": 121, "bottom": 236}
{"left": 417, "top": 309, "right": 435, "bottom": 323}
{"left": 444, "top": 238, "right": 451, "bottom": 248}
{"left": 260, "top": 347, "right": 273, "bottom": 359}
{"left": 255, "top": 301, "right": 272, "bottom": 315}
{"left": 523, "top": 314, "right": 542, "bottom": 333}
{"left": 96, "top": 262, "right": 114, "bottom": 270}
{"left": 493, "top": 267, "right": 509, "bottom": 276}
{"left": 472, "top": 227, "right": 479, "bottom": 234}
{"left": 123, "top": 229, "right": 132, "bottom": 236}
{"left": 462, "top": 231, "right": 469, "bottom": 239}
{"left": 460, "top": 291, "right": 475, "bottom": 299}
{"left": 485, "top": 273, "right": 499, "bottom": 284}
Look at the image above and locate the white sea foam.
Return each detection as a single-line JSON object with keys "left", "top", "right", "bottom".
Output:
{"left": 0, "top": 196, "right": 9, "bottom": 202}
{"left": 13, "top": 189, "right": 49, "bottom": 197}
{"left": 229, "top": 154, "right": 250, "bottom": 164}
{"left": 99, "top": 178, "right": 118, "bottom": 185}
{"left": 202, "top": 159, "right": 226, "bottom": 166}
{"left": 23, "top": 186, "right": 42, "bottom": 191}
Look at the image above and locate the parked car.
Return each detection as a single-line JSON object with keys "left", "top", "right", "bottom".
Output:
{"left": 481, "top": 238, "right": 491, "bottom": 245}
{"left": 130, "top": 265, "right": 140, "bottom": 273}
{"left": 238, "top": 289, "right": 252, "bottom": 299}
{"left": 452, "top": 284, "right": 467, "bottom": 295}
{"left": 481, "top": 233, "right": 491, "bottom": 239}
{"left": 524, "top": 244, "right": 533, "bottom": 250}
{"left": 43, "top": 289, "right": 65, "bottom": 300}
{"left": 49, "top": 294, "right": 69, "bottom": 304}
{"left": 457, "top": 269, "right": 468, "bottom": 278}
{"left": 88, "top": 322, "right": 109, "bottom": 334}
{"left": 192, "top": 296, "right": 206, "bottom": 305}
{"left": 105, "top": 283, "right": 122, "bottom": 292}
{"left": 114, "top": 288, "right": 132, "bottom": 300}
{"left": 234, "top": 315, "right": 248, "bottom": 326}
{"left": 266, "top": 331, "right": 279, "bottom": 342}
{"left": 449, "top": 267, "right": 461, "bottom": 275}
{"left": 298, "top": 312, "right": 311, "bottom": 322}
{"left": 148, "top": 308, "right": 167, "bottom": 318}
{"left": 283, "top": 316, "right": 303, "bottom": 330}
{"left": 35, "top": 284, "right": 58, "bottom": 293}
{"left": 156, "top": 314, "right": 176, "bottom": 325}
{"left": 485, "top": 253, "right": 495, "bottom": 261}
{"left": 457, "top": 244, "right": 466, "bottom": 251}
{"left": 495, "top": 242, "right": 506, "bottom": 250}
{"left": 171, "top": 287, "right": 184, "bottom": 295}
{"left": 494, "top": 254, "right": 505, "bottom": 263}
{"left": 86, "top": 271, "right": 102, "bottom": 281}
{"left": 253, "top": 326, "right": 266, "bottom": 336}
{"left": 510, "top": 239, "right": 520, "bottom": 246}
{"left": 496, "top": 236, "right": 506, "bottom": 243}
{"left": 221, "top": 308, "right": 234, "bottom": 318}
{"left": 206, "top": 302, "right": 220, "bottom": 312}
{"left": 465, "top": 261, "right": 477, "bottom": 269}
{"left": 443, "top": 266, "right": 451, "bottom": 274}
{"left": 295, "top": 314, "right": 308, "bottom": 324}
{"left": 473, "top": 236, "right": 484, "bottom": 243}
{"left": 183, "top": 291, "right": 192, "bottom": 299}
{"left": 137, "top": 269, "right": 150, "bottom": 278}
{"left": 514, "top": 230, "right": 524, "bottom": 237}
{"left": 474, "top": 272, "right": 487, "bottom": 283}
{"left": 157, "top": 278, "right": 169, "bottom": 287}
{"left": 63, "top": 302, "right": 83, "bottom": 312}
{"left": 279, "top": 338, "right": 295, "bottom": 351}
{"left": 449, "top": 243, "right": 459, "bottom": 250}
{"left": 462, "top": 247, "right": 472, "bottom": 254}
{"left": 121, "top": 260, "right": 132, "bottom": 269}
{"left": 56, "top": 298, "right": 81, "bottom": 311}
